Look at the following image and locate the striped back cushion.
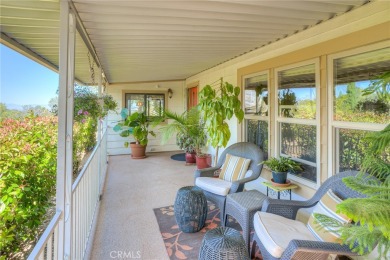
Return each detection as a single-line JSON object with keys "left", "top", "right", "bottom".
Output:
{"left": 218, "top": 154, "right": 251, "bottom": 182}
{"left": 307, "top": 190, "right": 350, "bottom": 243}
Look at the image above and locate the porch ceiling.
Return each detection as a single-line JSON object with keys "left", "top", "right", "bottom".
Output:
{"left": 0, "top": 0, "right": 369, "bottom": 84}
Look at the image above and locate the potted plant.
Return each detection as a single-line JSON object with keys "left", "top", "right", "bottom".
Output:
{"left": 157, "top": 108, "right": 206, "bottom": 164}
{"left": 113, "top": 108, "right": 156, "bottom": 159}
{"left": 261, "top": 156, "right": 302, "bottom": 184}
{"left": 198, "top": 78, "right": 244, "bottom": 165}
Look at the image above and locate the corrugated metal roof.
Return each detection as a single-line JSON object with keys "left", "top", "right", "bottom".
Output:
{"left": 1, "top": 0, "right": 370, "bottom": 84}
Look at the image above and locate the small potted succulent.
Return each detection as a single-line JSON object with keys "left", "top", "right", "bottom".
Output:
{"left": 261, "top": 156, "right": 302, "bottom": 184}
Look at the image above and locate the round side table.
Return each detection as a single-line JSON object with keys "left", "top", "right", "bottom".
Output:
{"left": 199, "top": 227, "right": 250, "bottom": 260}
{"left": 174, "top": 186, "right": 208, "bottom": 233}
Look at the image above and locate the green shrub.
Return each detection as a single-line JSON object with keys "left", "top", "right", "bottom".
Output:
{"left": 0, "top": 115, "right": 58, "bottom": 258}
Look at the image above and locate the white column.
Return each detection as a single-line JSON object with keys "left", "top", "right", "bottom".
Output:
{"left": 56, "top": 1, "right": 76, "bottom": 259}
{"left": 97, "top": 67, "right": 103, "bottom": 141}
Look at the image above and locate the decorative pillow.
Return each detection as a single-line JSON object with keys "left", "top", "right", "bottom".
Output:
{"left": 218, "top": 154, "right": 251, "bottom": 182}
{"left": 307, "top": 190, "right": 351, "bottom": 243}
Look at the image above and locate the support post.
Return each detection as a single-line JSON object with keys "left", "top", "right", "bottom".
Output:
{"left": 56, "top": 1, "right": 76, "bottom": 259}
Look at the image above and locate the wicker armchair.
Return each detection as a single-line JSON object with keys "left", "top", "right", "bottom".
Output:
{"left": 251, "top": 170, "right": 366, "bottom": 260}
{"left": 194, "top": 142, "right": 264, "bottom": 224}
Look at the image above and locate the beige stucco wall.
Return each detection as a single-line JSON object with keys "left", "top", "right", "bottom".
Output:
{"left": 106, "top": 80, "right": 186, "bottom": 155}
{"left": 185, "top": 1, "right": 390, "bottom": 198}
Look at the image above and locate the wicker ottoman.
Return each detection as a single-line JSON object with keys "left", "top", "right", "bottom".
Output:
{"left": 199, "top": 227, "right": 250, "bottom": 260}
{"left": 224, "top": 190, "right": 267, "bottom": 252}
{"left": 174, "top": 186, "right": 208, "bottom": 233}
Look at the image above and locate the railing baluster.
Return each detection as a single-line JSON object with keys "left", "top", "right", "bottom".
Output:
{"left": 28, "top": 129, "right": 108, "bottom": 260}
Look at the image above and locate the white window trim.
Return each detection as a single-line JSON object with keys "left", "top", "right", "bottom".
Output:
{"left": 327, "top": 41, "right": 389, "bottom": 178}
{"left": 242, "top": 71, "right": 270, "bottom": 158}
{"left": 274, "top": 58, "right": 321, "bottom": 189}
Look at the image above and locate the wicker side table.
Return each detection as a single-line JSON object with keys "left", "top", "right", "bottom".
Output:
{"left": 199, "top": 226, "right": 249, "bottom": 260}
{"left": 174, "top": 186, "right": 208, "bottom": 233}
{"left": 224, "top": 190, "right": 267, "bottom": 252}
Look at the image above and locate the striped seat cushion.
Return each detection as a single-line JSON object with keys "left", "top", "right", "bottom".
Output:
{"left": 218, "top": 154, "right": 251, "bottom": 182}
{"left": 307, "top": 190, "right": 350, "bottom": 243}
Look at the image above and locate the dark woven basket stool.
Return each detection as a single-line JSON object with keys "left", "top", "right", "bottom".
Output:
{"left": 199, "top": 227, "right": 250, "bottom": 260}
{"left": 174, "top": 186, "right": 208, "bottom": 233}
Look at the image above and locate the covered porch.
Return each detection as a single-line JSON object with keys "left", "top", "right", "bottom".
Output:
{"left": 1, "top": 0, "right": 389, "bottom": 259}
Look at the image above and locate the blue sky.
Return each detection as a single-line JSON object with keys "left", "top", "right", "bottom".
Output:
{"left": 0, "top": 44, "right": 59, "bottom": 108}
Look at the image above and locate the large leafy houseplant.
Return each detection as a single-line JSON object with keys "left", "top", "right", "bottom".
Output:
{"left": 114, "top": 109, "right": 156, "bottom": 146}
{"left": 315, "top": 124, "right": 390, "bottom": 259}
{"left": 198, "top": 78, "right": 244, "bottom": 163}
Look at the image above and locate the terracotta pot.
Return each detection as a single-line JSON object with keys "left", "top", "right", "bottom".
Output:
{"left": 196, "top": 154, "right": 211, "bottom": 169}
{"left": 130, "top": 142, "right": 146, "bottom": 159}
{"left": 185, "top": 152, "right": 197, "bottom": 164}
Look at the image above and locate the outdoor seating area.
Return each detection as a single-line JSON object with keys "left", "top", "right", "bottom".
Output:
{"left": 1, "top": 1, "right": 389, "bottom": 259}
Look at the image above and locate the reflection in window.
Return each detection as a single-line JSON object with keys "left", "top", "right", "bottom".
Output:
{"left": 247, "top": 120, "right": 268, "bottom": 159}
{"left": 125, "top": 93, "right": 164, "bottom": 119}
{"left": 278, "top": 64, "right": 316, "bottom": 119}
{"left": 337, "top": 128, "right": 371, "bottom": 172}
{"left": 280, "top": 122, "right": 317, "bottom": 183}
{"left": 281, "top": 123, "right": 316, "bottom": 163}
{"left": 333, "top": 47, "right": 390, "bottom": 124}
{"left": 244, "top": 74, "right": 268, "bottom": 116}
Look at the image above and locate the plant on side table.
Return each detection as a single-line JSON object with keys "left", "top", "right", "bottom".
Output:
{"left": 261, "top": 156, "right": 302, "bottom": 184}
{"left": 113, "top": 108, "right": 156, "bottom": 159}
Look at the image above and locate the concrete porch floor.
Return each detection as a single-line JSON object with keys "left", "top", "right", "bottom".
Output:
{"left": 90, "top": 151, "right": 195, "bottom": 260}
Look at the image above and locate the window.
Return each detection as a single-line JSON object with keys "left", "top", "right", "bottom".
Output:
{"left": 125, "top": 93, "right": 165, "bottom": 119}
{"left": 276, "top": 60, "right": 319, "bottom": 186}
{"left": 243, "top": 72, "right": 269, "bottom": 159}
{"left": 329, "top": 43, "right": 389, "bottom": 174}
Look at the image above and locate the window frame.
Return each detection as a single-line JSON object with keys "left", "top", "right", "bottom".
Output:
{"left": 124, "top": 92, "right": 166, "bottom": 120}
{"left": 242, "top": 71, "right": 270, "bottom": 159}
{"left": 327, "top": 41, "right": 389, "bottom": 178}
{"left": 274, "top": 58, "right": 321, "bottom": 188}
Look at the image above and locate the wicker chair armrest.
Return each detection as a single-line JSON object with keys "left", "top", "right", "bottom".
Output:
{"left": 194, "top": 167, "right": 220, "bottom": 179}
{"left": 281, "top": 239, "right": 357, "bottom": 260}
{"left": 262, "top": 198, "right": 316, "bottom": 220}
{"left": 230, "top": 174, "right": 259, "bottom": 193}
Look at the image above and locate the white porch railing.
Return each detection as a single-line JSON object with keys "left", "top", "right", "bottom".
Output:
{"left": 28, "top": 129, "right": 108, "bottom": 260}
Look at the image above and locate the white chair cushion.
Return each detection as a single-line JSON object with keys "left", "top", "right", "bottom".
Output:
{"left": 254, "top": 212, "right": 317, "bottom": 258}
{"left": 195, "top": 177, "right": 232, "bottom": 196}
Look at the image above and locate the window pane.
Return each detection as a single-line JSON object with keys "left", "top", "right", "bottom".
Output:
{"left": 337, "top": 128, "right": 372, "bottom": 172}
{"left": 278, "top": 64, "right": 316, "bottom": 119}
{"left": 246, "top": 119, "right": 268, "bottom": 160}
{"left": 126, "top": 94, "right": 145, "bottom": 114}
{"left": 281, "top": 123, "right": 317, "bottom": 183}
{"left": 333, "top": 47, "right": 390, "bottom": 123}
{"left": 281, "top": 123, "right": 316, "bottom": 163}
{"left": 244, "top": 74, "right": 268, "bottom": 116}
{"left": 146, "top": 94, "right": 164, "bottom": 117}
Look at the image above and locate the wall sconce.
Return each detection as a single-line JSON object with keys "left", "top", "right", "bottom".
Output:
{"left": 167, "top": 88, "right": 173, "bottom": 99}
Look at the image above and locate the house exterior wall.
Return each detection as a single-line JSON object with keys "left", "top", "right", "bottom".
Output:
{"left": 106, "top": 80, "right": 186, "bottom": 155}
{"left": 185, "top": 1, "right": 390, "bottom": 198}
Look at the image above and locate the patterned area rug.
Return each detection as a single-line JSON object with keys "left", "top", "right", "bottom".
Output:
{"left": 153, "top": 203, "right": 261, "bottom": 260}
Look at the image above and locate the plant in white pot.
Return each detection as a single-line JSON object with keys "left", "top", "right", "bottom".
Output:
{"left": 113, "top": 108, "right": 156, "bottom": 159}
{"left": 261, "top": 157, "right": 302, "bottom": 184}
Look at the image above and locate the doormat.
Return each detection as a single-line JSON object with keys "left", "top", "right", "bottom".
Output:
{"left": 170, "top": 153, "right": 186, "bottom": 162}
